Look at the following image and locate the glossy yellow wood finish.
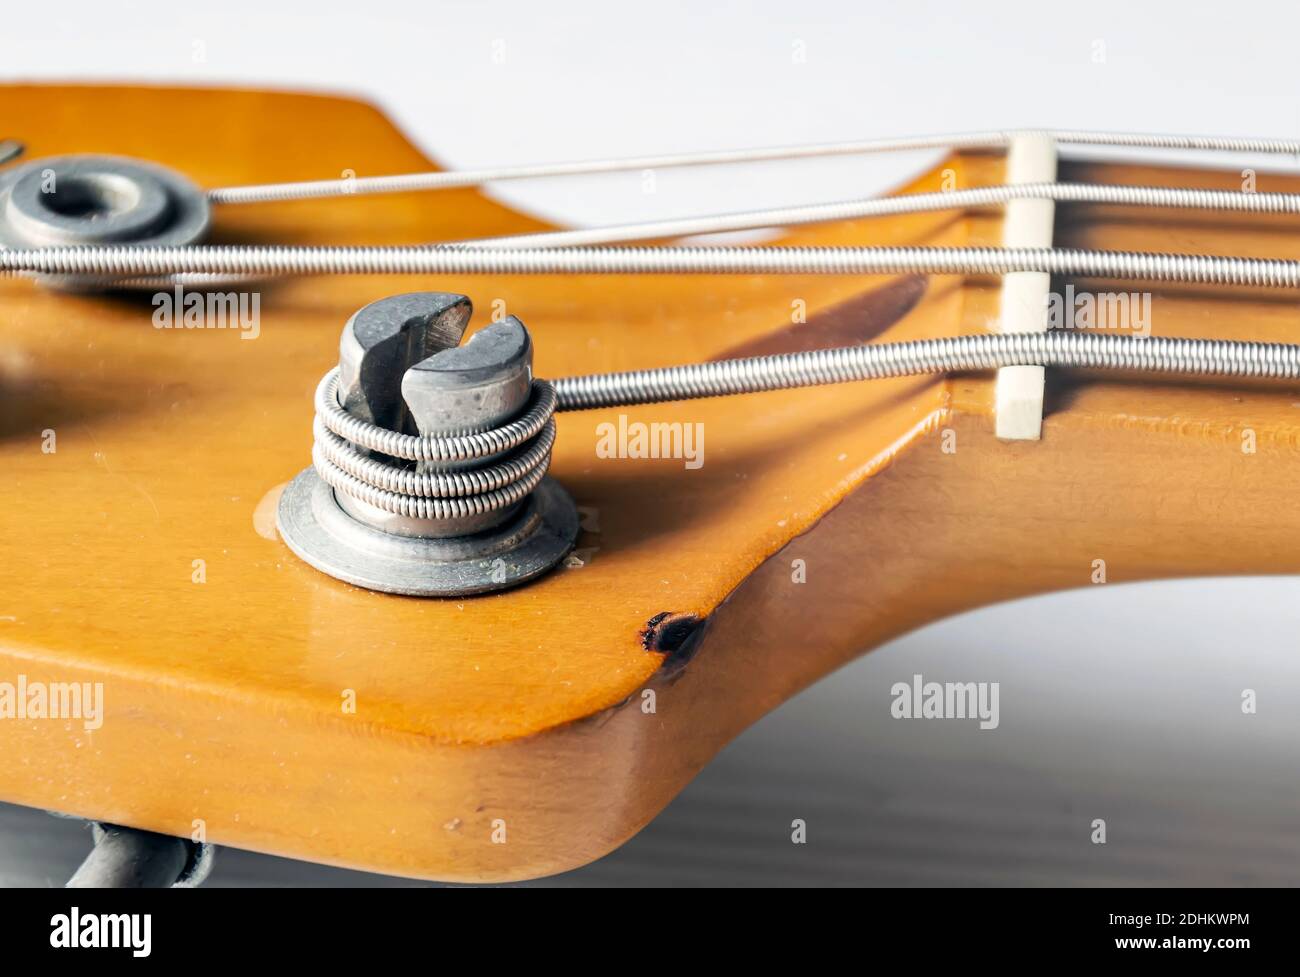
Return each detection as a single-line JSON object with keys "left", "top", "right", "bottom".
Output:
{"left": 1, "top": 86, "right": 1299, "bottom": 881}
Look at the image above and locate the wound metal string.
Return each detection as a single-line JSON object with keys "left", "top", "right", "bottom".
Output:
{"left": 550, "top": 333, "right": 1300, "bottom": 410}
{"left": 205, "top": 129, "right": 1300, "bottom": 204}
{"left": 4, "top": 244, "right": 1300, "bottom": 288}
{"left": 455, "top": 182, "right": 1300, "bottom": 250}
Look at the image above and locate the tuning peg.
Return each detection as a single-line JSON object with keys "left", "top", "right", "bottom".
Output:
{"left": 278, "top": 292, "right": 578, "bottom": 597}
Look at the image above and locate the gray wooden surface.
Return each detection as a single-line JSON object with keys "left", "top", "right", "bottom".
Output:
{"left": 3, "top": 578, "right": 1298, "bottom": 887}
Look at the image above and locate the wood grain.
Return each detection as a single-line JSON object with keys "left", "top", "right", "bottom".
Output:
{"left": 1, "top": 86, "right": 1299, "bottom": 881}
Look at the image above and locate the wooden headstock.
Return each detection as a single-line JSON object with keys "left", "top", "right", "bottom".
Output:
{"left": 2, "top": 84, "right": 1299, "bottom": 882}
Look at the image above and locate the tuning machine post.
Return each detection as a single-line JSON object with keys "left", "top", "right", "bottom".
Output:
{"left": 276, "top": 293, "right": 579, "bottom": 597}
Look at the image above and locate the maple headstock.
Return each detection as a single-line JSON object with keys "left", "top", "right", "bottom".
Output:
{"left": 2, "top": 85, "right": 1299, "bottom": 881}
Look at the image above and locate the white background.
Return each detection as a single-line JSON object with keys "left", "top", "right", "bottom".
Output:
{"left": 2, "top": 0, "right": 1299, "bottom": 885}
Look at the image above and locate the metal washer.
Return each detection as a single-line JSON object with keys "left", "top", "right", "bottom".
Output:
{"left": 0, "top": 154, "right": 210, "bottom": 290}
{"left": 276, "top": 468, "right": 580, "bottom": 597}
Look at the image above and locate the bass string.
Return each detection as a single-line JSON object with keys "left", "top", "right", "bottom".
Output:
{"left": 202, "top": 128, "right": 1300, "bottom": 204}
{"left": 448, "top": 182, "right": 1300, "bottom": 251}
{"left": 4, "top": 243, "right": 1300, "bottom": 286}
{"left": 549, "top": 332, "right": 1300, "bottom": 411}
